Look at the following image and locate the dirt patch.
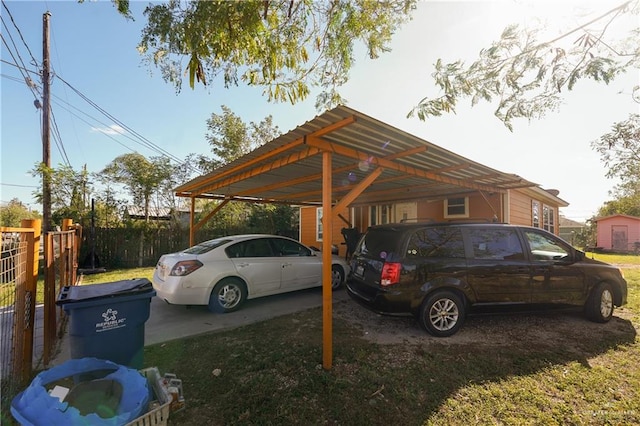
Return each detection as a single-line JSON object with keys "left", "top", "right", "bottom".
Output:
{"left": 332, "top": 298, "right": 638, "bottom": 352}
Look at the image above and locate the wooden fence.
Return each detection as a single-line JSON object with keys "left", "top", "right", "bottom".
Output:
{"left": 80, "top": 227, "right": 224, "bottom": 268}
{"left": 0, "top": 219, "right": 80, "bottom": 414}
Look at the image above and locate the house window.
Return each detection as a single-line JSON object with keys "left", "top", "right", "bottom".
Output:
{"left": 532, "top": 201, "right": 540, "bottom": 228}
{"left": 543, "top": 205, "right": 555, "bottom": 233}
{"left": 316, "top": 207, "right": 323, "bottom": 241}
{"left": 369, "top": 204, "right": 392, "bottom": 226}
{"left": 444, "top": 197, "right": 468, "bottom": 218}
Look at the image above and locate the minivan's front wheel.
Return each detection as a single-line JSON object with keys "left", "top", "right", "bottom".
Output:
{"left": 419, "top": 291, "right": 466, "bottom": 337}
{"left": 585, "top": 282, "right": 614, "bottom": 323}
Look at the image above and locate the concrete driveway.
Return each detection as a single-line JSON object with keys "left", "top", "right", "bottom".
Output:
{"left": 52, "top": 287, "right": 349, "bottom": 365}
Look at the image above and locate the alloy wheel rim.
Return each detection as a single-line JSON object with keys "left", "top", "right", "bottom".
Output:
{"left": 429, "top": 299, "right": 459, "bottom": 331}
{"left": 600, "top": 289, "right": 613, "bottom": 318}
{"left": 219, "top": 285, "right": 240, "bottom": 308}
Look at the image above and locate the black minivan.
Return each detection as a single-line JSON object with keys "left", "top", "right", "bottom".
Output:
{"left": 347, "top": 222, "right": 628, "bottom": 337}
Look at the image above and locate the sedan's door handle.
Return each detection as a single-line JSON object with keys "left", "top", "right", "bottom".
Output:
{"left": 282, "top": 263, "right": 292, "bottom": 268}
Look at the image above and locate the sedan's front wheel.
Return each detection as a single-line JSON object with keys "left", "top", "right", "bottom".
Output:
{"left": 331, "top": 265, "right": 345, "bottom": 290}
{"left": 208, "top": 278, "right": 247, "bottom": 313}
{"left": 418, "top": 291, "right": 466, "bottom": 337}
{"left": 585, "top": 282, "right": 614, "bottom": 323}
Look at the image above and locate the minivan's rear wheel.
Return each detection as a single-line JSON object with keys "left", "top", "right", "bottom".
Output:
{"left": 419, "top": 291, "right": 466, "bottom": 337}
{"left": 208, "top": 278, "right": 247, "bottom": 313}
{"left": 585, "top": 282, "right": 614, "bottom": 323}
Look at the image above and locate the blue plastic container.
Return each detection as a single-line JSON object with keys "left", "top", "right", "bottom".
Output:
{"left": 56, "top": 279, "right": 156, "bottom": 369}
{"left": 11, "top": 357, "right": 150, "bottom": 426}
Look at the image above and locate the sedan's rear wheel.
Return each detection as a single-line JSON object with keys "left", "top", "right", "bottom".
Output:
{"left": 208, "top": 278, "right": 247, "bottom": 313}
{"left": 331, "top": 265, "right": 345, "bottom": 290}
{"left": 418, "top": 291, "right": 466, "bottom": 337}
{"left": 585, "top": 282, "right": 614, "bottom": 323}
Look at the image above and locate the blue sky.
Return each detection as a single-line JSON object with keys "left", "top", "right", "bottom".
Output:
{"left": 1, "top": 0, "right": 637, "bottom": 222}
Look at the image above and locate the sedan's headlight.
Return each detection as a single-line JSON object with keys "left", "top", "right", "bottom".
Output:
{"left": 170, "top": 260, "right": 203, "bottom": 276}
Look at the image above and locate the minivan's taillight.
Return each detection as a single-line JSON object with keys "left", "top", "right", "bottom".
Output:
{"left": 381, "top": 262, "right": 401, "bottom": 286}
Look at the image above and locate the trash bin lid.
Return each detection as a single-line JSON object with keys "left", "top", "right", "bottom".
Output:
{"left": 57, "top": 278, "right": 153, "bottom": 305}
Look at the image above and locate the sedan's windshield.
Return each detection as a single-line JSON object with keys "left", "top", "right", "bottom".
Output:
{"left": 183, "top": 239, "right": 232, "bottom": 255}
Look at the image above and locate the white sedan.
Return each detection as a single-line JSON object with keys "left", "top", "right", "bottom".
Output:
{"left": 152, "top": 234, "right": 351, "bottom": 313}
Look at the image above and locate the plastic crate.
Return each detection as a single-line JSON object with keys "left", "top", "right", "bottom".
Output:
{"left": 125, "top": 368, "right": 172, "bottom": 426}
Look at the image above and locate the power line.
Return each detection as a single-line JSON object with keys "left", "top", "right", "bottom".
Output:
{"left": 54, "top": 74, "right": 201, "bottom": 173}
{"left": 0, "top": 30, "right": 40, "bottom": 102}
{"left": 1, "top": 0, "right": 38, "bottom": 66}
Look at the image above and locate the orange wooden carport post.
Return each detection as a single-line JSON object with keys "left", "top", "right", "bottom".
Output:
{"left": 322, "top": 150, "right": 333, "bottom": 370}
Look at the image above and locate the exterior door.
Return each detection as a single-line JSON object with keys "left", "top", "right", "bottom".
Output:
{"left": 269, "top": 238, "right": 321, "bottom": 290}
{"left": 464, "top": 227, "right": 531, "bottom": 303}
{"left": 523, "top": 229, "right": 586, "bottom": 304}
{"left": 611, "top": 225, "right": 628, "bottom": 251}
{"left": 229, "top": 238, "right": 282, "bottom": 296}
{"left": 395, "top": 202, "right": 417, "bottom": 223}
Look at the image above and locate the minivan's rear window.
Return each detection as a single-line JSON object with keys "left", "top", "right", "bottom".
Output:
{"left": 407, "top": 227, "right": 465, "bottom": 258}
{"left": 356, "top": 229, "right": 401, "bottom": 259}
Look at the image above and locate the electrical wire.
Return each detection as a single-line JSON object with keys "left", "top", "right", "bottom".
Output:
{"left": 1, "top": 0, "right": 38, "bottom": 66}
{"left": 0, "top": 30, "right": 40, "bottom": 102}
{"left": 54, "top": 74, "right": 202, "bottom": 174}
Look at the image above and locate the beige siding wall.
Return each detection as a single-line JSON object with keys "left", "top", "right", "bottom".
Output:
{"left": 299, "top": 206, "right": 350, "bottom": 257}
{"left": 300, "top": 190, "right": 563, "bottom": 243}
{"left": 509, "top": 190, "right": 532, "bottom": 226}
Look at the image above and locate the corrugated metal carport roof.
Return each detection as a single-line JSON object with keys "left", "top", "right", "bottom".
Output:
{"left": 175, "top": 105, "right": 536, "bottom": 205}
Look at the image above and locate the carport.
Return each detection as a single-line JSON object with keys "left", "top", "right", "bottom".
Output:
{"left": 174, "top": 105, "right": 536, "bottom": 369}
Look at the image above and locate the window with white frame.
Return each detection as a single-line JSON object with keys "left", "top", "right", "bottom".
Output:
{"left": 369, "top": 204, "right": 392, "bottom": 226}
{"left": 316, "top": 207, "right": 323, "bottom": 241}
{"left": 532, "top": 200, "right": 540, "bottom": 228}
{"left": 444, "top": 197, "right": 468, "bottom": 218}
{"left": 543, "top": 205, "right": 555, "bottom": 233}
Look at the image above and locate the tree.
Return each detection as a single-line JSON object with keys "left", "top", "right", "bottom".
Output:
{"left": 591, "top": 113, "right": 640, "bottom": 198}
{"left": 107, "top": 0, "right": 415, "bottom": 110}
{"left": 409, "top": 1, "right": 639, "bottom": 131}
{"left": 30, "top": 163, "right": 92, "bottom": 226}
{"left": 100, "top": 153, "right": 174, "bottom": 221}
{"left": 0, "top": 198, "right": 41, "bottom": 227}
{"left": 197, "top": 105, "right": 282, "bottom": 170}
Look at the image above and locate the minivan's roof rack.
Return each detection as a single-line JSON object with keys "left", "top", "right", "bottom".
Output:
{"left": 399, "top": 217, "right": 435, "bottom": 224}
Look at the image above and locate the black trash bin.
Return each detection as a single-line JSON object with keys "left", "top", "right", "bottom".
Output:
{"left": 57, "top": 278, "right": 156, "bottom": 369}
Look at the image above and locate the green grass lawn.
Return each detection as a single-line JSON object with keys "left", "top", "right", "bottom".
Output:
{"left": 109, "top": 254, "right": 637, "bottom": 426}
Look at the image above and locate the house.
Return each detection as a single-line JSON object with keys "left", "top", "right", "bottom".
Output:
{"left": 595, "top": 214, "right": 640, "bottom": 253}
{"left": 124, "top": 206, "right": 195, "bottom": 227}
{"left": 558, "top": 215, "right": 585, "bottom": 246}
{"left": 300, "top": 186, "right": 568, "bottom": 255}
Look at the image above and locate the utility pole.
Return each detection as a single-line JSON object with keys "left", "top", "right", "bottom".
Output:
{"left": 42, "top": 11, "right": 51, "bottom": 233}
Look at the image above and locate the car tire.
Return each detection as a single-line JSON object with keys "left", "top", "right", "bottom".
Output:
{"left": 418, "top": 290, "right": 466, "bottom": 337}
{"left": 208, "top": 278, "right": 247, "bottom": 313}
{"left": 331, "top": 265, "right": 345, "bottom": 290}
{"left": 585, "top": 282, "right": 614, "bottom": 323}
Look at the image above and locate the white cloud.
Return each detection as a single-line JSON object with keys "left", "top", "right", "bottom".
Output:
{"left": 90, "top": 125, "right": 126, "bottom": 135}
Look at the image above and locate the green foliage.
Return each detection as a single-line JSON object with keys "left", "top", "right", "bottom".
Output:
{"left": 598, "top": 193, "right": 640, "bottom": 217}
{"left": 30, "top": 163, "right": 92, "bottom": 226}
{"left": 0, "top": 198, "right": 40, "bottom": 227}
{"left": 591, "top": 113, "right": 640, "bottom": 199}
{"left": 409, "top": 1, "right": 639, "bottom": 131}
{"left": 125, "top": 0, "right": 415, "bottom": 110}
{"left": 196, "top": 105, "right": 281, "bottom": 172}
{"left": 100, "top": 153, "right": 175, "bottom": 221}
